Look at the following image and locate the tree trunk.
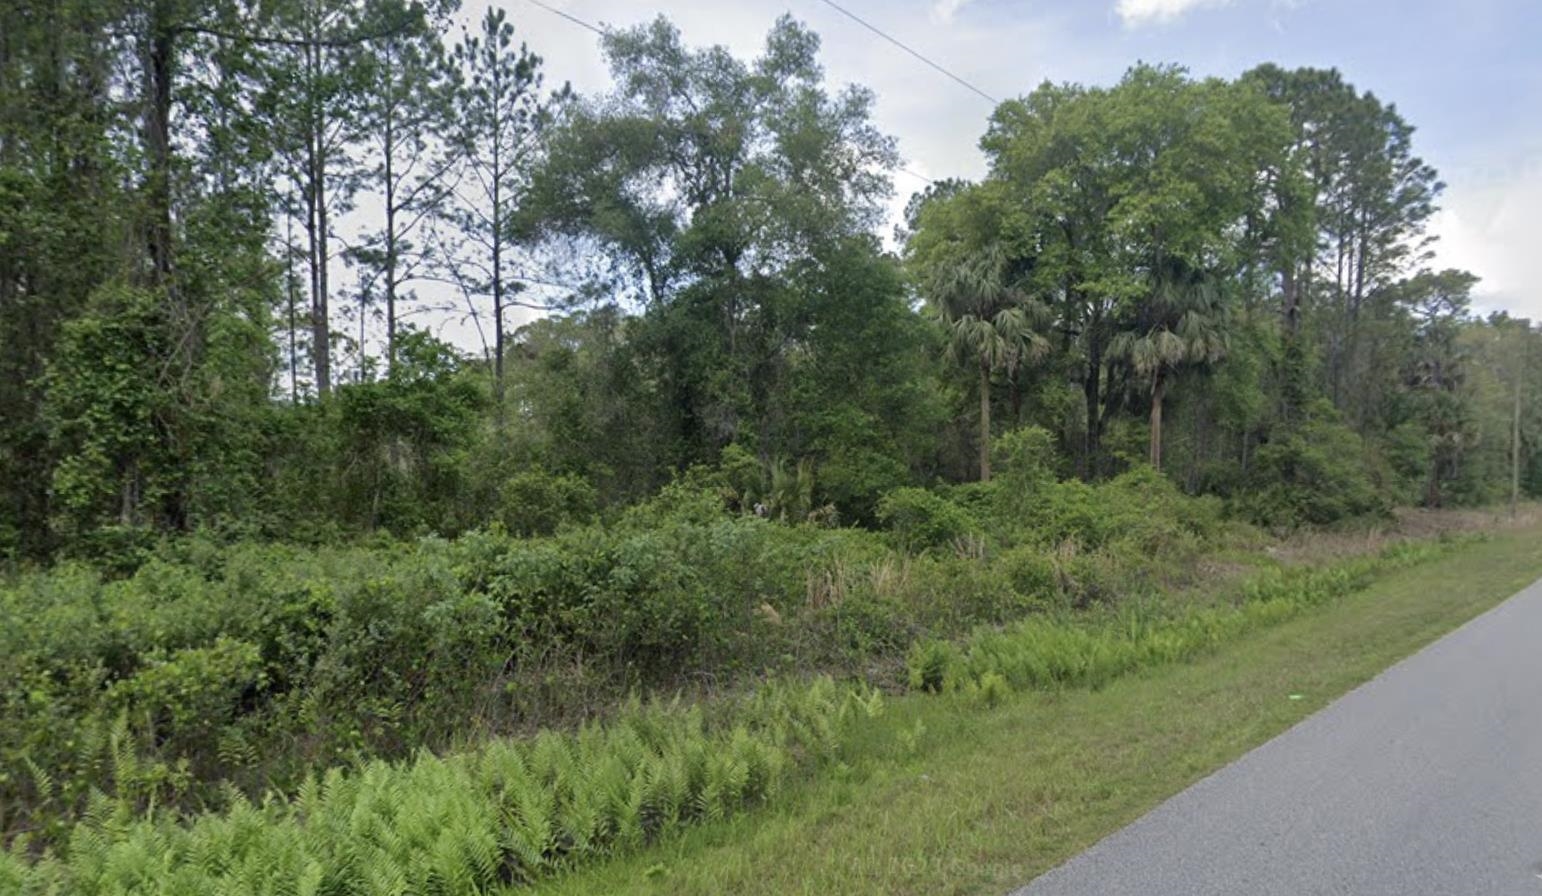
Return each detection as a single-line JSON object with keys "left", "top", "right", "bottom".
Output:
{"left": 490, "top": 101, "right": 505, "bottom": 425}
{"left": 305, "top": 38, "right": 331, "bottom": 396}
{"left": 492, "top": 196, "right": 505, "bottom": 423}
{"left": 1082, "top": 337, "right": 1102, "bottom": 479}
{"left": 1281, "top": 261, "right": 1299, "bottom": 336}
{"left": 144, "top": 15, "right": 174, "bottom": 287}
{"left": 286, "top": 202, "right": 299, "bottom": 402}
{"left": 979, "top": 359, "right": 991, "bottom": 482}
{"left": 1149, "top": 371, "right": 1166, "bottom": 471}
{"left": 1426, "top": 446, "right": 1442, "bottom": 508}
{"left": 314, "top": 143, "right": 331, "bottom": 395}
{"left": 384, "top": 116, "right": 397, "bottom": 372}
{"left": 383, "top": 45, "right": 397, "bottom": 373}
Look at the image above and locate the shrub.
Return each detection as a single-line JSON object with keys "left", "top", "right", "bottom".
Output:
{"left": 498, "top": 469, "right": 598, "bottom": 537}
{"left": 998, "top": 544, "right": 1057, "bottom": 604}
{"left": 107, "top": 637, "right": 265, "bottom": 762}
{"left": 0, "top": 454, "right": 1428, "bottom": 863}
{"left": 1380, "top": 421, "right": 1433, "bottom": 505}
{"left": 875, "top": 487, "right": 979, "bottom": 553}
{"left": 1239, "top": 407, "right": 1389, "bottom": 528}
{"left": 991, "top": 426, "right": 1058, "bottom": 515}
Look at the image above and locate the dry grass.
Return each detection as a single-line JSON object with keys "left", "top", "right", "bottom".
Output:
{"left": 1265, "top": 502, "right": 1541, "bottom": 567}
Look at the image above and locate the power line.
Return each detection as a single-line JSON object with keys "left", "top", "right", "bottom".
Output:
{"left": 524, "top": 0, "right": 607, "bottom": 37}
{"left": 812, "top": 0, "right": 998, "bottom": 106}
{"left": 521, "top": 0, "right": 941, "bottom": 187}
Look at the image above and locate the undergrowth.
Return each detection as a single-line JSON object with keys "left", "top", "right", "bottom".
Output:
{"left": 0, "top": 679, "right": 882, "bottom": 895}
{"left": 0, "top": 536, "right": 1463, "bottom": 894}
{"left": 912, "top": 539, "right": 1457, "bottom": 697}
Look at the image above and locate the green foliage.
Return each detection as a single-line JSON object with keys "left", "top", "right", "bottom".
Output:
{"left": 107, "top": 637, "right": 266, "bottom": 761}
{"left": 919, "top": 539, "right": 1450, "bottom": 696}
{"left": 0, "top": 454, "right": 1249, "bottom": 849}
{"left": 0, "top": 446, "right": 1464, "bottom": 889}
{"left": 522, "top": 18, "right": 943, "bottom": 499}
{"left": 875, "top": 488, "right": 980, "bottom": 553}
{"left": 906, "top": 640, "right": 960, "bottom": 694}
{"left": 2, "top": 676, "right": 882, "bottom": 895}
{"left": 499, "top": 310, "right": 677, "bottom": 507}
{"left": 0, "top": 509, "right": 902, "bottom": 840}
{"left": 970, "top": 671, "right": 1014, "bottom": 708}
{"left": 2, "top": 7, "right": 1538, "bottom": 891}
{"left": 1239, "top": 402, "right": 1390, "bottom": 528}
{"left": 326, "top": 331, "right": 487, "bottom": 532}
{"left": 499, "top": 469, "right": 598, "bottom": 537}
{"left": 992, "top": 426, "right": 1058, "bottom": 494}
{"left": 1380, "top": 422, "right": 1434, "bottom": 504}
{"left": 4, "top": 9, "right": 1532, "bottom": 578}
{"left": 997, "top": 544, "right": 1058, "bottom": 604}
{"left": 722, "top": 449, "right": 829, "bottom": 524}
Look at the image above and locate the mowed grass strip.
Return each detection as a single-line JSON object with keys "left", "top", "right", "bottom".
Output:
{"left": 526, "top": 523, "right": 1542, "bottom": 896}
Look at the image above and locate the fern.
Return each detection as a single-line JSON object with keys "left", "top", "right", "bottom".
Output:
{"left": 9, "top": 663, "right": 893, "bottom": 894}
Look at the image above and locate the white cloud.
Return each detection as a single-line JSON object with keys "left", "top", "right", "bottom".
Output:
{"left": 1115, "top": 0, "right": 1233, "bottom": 27}
{"left": 1430, "top": 149, "right": 1542, "bottom": 321}
{"left": 930, "top": 0, "right": 975, "bottom": 23}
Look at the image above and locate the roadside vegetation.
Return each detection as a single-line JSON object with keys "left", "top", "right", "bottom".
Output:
{"left": 0, "top": 448, "right": 1524, "bottom": 891}
{"left": 3, "top": 2, "right": 1541, "bottom": 894}
{"left": 526, "top": 519, "right": 1542, "bottom": 896}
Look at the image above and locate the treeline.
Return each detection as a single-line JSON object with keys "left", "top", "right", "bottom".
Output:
{"left": 1, "top": 3, "right": 1537, "bottom": 564}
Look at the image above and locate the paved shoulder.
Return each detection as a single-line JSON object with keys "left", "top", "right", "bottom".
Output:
{"left": 1014, "top": 576, "right": 1542, "bottom": 896}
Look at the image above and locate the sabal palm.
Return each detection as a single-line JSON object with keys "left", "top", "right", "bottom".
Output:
{"left": 927, "top": 245, "right": 1051, "bottom": 482}
{"left": 1111, "top": 273, "right": 1229, "bottom": 471}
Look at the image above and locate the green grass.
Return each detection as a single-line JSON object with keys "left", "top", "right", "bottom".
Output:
{"left": 526, "top": 523, "right": 1542, "bottom": 896}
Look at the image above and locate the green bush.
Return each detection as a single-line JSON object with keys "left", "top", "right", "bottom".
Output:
{"left": 970, "top": 670, "right": 1013, "bottom": 708}
{"left": 108, "top": 637, "right": 265, "bottom": 762}
{"left": 998, "top": 544, "right": 1057, "bottom": 604}
{"left": 498, "top": 469, "right": 598, "bottom": 537}
{"left": 990, "top": 426, "right": 1058, "bottom": 518}
{"left": 875, "top": 487, "right": 980, "bottom": 553}
{"left": 1380, "top": 421, "right": 1434, "bottom": 505}
{"left": 1239, "top": 407, "right": 1390, "bottom": 528}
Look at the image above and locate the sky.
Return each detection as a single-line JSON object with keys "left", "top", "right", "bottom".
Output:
{"left": 430, "top": 0, "right": 1542, "bottom": 344}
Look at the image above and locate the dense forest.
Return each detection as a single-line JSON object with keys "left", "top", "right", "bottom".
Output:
{"left": 1, "top": 0, "right": 1539, "bottom": 890}
{"left": 2, "top": 0, "right": 1536, "bottom": 561}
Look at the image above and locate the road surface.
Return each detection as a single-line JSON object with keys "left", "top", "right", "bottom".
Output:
{"left": 1014, "top": 575, "right": 1542, "bottom": 896}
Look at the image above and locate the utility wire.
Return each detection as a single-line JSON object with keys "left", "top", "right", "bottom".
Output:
{"left": 521, "top": 0, "right": 940, "bottom": 186}
{"left": 812, "top": 0, "right": 998, "bottom": 106}
{"left": 525, "top": 0, "right": 607, "bottom": 36}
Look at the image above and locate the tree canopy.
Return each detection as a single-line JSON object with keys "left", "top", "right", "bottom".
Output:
{"left": 0, "top": 8, "right": 1536, "bottom": 564}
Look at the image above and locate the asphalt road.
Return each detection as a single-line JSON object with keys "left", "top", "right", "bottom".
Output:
{"left": 1014, "top": 575, "right": 1542, "bottom": 896}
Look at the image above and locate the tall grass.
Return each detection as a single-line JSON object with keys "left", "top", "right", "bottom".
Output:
{"left": 911, "top": 539, "right": 1458, "bottom": 697}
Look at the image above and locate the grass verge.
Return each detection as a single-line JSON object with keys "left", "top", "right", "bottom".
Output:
{"left": 526, "top": 522, "right": 1542, "bottom": 896}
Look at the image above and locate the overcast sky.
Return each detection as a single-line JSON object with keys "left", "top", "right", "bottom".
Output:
{"left": 428, "top": 0, "right": 1541, "bottom": 346}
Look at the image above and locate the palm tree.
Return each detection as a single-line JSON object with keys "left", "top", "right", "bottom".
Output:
{"left": 1112, "top": 268, "right": 1229, "bottom": 472}
{"left": 926, "top": 245, "right": 1050, "bottom": 482}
